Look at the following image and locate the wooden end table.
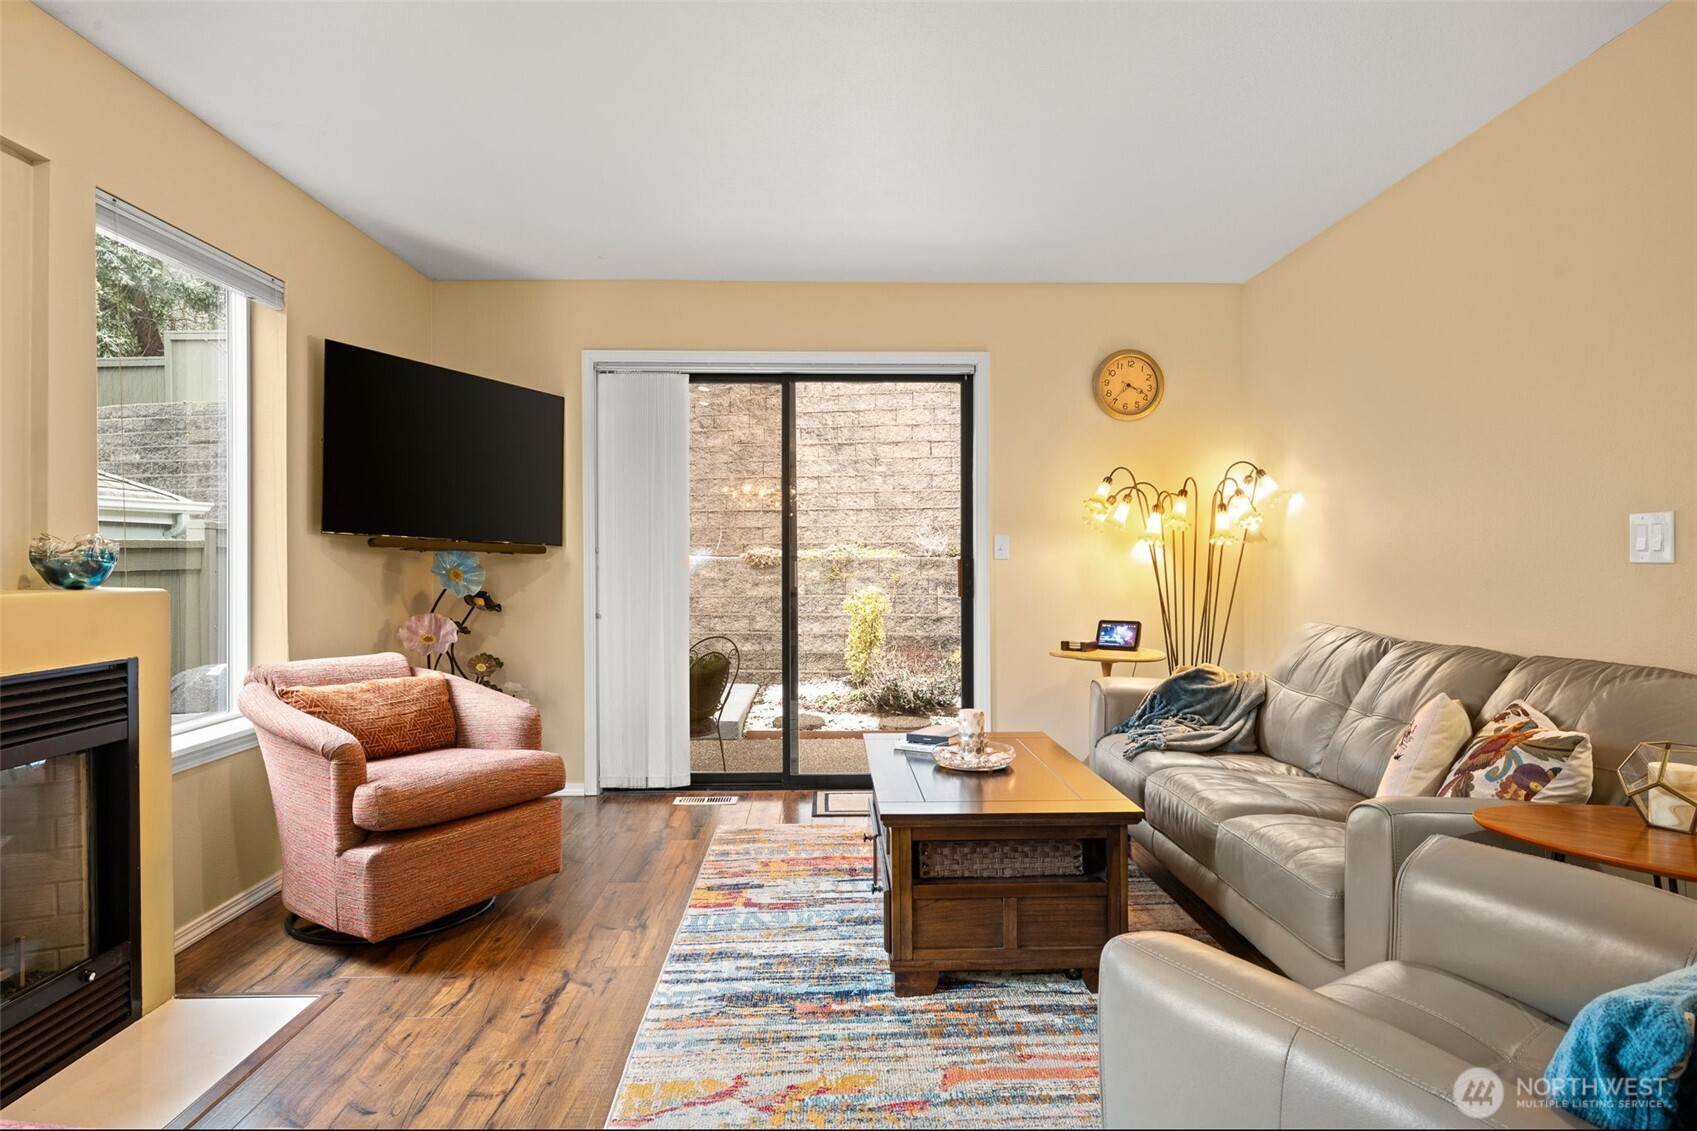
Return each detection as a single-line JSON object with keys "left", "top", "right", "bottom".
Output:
{"left": 1473, "top": 803, "right": 1697, "bottom": 893}
{"left": 1048, "top": 647, "right": 1166, "bottom": 678}
{"left": 865, "top": 731, "right": 1144, "bottom": 995}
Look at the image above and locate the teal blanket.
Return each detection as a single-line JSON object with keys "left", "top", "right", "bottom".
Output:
{"left": 1103, "top": 664, "right": 1264, "bottom": 759}
{"left": 1546, "top": 965, "right": 1697, "bottom": 1130}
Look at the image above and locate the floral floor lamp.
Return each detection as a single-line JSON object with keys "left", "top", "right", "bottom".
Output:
{"left": 1083, "top": 461, "right": 1288, "bottom": 671}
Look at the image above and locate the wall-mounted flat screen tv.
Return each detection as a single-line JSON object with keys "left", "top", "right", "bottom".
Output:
{"left": 321, "top": 341, "right": 564, "bottom": 546}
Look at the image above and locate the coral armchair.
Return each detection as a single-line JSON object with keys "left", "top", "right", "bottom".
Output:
{"left": 239, "top": 652, "right": 564, "bottom": 942}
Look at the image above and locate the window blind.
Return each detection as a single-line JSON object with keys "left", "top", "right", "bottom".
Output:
{"left": 594, "top": 371, "right": 692, "bottom": 789}
{"left": 94, "top": 190, "right": 285, "bottom": 310}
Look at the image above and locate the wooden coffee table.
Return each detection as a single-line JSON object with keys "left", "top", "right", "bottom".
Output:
{"left": 865, "top": 731, "right": 1143, "bottom": 995}
{"left": 1474, "top": 803, "right": 1697, "bottom": 892}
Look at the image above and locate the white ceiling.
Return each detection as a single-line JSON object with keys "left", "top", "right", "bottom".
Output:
{"left": 41, "top": 1, "right": 1660, "bottom": 283}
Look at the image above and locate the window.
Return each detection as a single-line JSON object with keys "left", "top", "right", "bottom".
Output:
{"left": 93, "top": 194, "right": 278, "bottom": 765}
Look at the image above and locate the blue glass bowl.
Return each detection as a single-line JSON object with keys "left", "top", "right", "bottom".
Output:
{"left": 29, "top": 543, "right": 119, "bottom": 590}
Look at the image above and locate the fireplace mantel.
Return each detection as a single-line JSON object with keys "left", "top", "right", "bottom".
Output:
{"left": 0, "top": 588, "right": 173, "bottom": 1012}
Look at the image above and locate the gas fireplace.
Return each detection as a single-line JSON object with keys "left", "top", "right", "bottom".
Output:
{"left": 0, "top": 660, "right": 141, "bottom": 1104}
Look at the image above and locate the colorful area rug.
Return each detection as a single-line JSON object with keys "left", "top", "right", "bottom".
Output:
{"left": 607, "top": 825, "right": 1214, "bottom": 1128}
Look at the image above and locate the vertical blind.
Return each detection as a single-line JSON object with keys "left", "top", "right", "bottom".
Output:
{"left": 595, "top": 372, "right": 692, "bottom": 789}
{"left": 94, "top": 190, "right": 285, "bottom": 310}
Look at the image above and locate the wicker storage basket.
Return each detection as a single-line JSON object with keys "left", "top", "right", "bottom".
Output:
{"left": 918, "top": 838, "right": 1085, "bottom": 879}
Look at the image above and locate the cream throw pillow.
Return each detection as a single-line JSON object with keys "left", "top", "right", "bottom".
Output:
{"left": 1376, "top": 693, "right": 1473, "bottom": 798}
{"left": 1437, "top": 700, "right": 1594, "bottom": 803}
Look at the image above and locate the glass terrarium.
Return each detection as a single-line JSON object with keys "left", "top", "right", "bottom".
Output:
{"left": 1620, "top": 742, "right": 1697, "bottom": 834}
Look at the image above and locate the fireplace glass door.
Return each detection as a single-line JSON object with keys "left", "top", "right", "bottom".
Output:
{"left": 0, "top": 754, "right": 94, "bottom": 1002}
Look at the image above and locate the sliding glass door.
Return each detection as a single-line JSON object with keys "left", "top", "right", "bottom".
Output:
{"left": 687, "top": 380, "right": 784, "bottom": 777}
{"left": 790, "top": 379, "right": 967, "bottom": 779}
{"left": 688, "top": 374, "right": 973, "bottom": 786}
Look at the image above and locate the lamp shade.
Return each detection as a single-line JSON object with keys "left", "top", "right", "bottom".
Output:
{"left": 1083, "top": 458, "right": 1282, "bottom": 672}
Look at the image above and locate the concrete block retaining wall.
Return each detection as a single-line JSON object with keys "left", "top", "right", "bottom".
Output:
{"left": 689, "top": 381, "right": 964, "bottom": 687}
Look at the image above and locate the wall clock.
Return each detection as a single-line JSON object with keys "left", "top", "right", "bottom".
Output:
{"left": 1094, "top": 349, "right": 1164, "bottom": 421}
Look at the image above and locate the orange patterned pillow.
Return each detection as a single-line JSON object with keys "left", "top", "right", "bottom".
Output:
{"left": 279, "top": 675, "right": 456, "bottom": 759}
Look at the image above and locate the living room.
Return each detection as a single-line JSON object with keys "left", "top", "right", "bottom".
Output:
{"left": 1, "top": 1, "right": 1693, "bottom": 1128}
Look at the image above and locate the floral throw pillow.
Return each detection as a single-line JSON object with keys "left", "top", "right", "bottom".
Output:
{"left": 1437, "top": 700, "right": 1594, "bottom": 803}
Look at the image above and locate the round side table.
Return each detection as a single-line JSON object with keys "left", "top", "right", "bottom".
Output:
{"left": 1048, "top": 647, "right": 1166, "bottom": 679}
{"left": 1473, "top": 803, "right": 1697, "bottom": 894}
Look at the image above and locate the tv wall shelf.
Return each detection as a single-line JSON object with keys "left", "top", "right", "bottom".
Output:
{"left": 367, "top": 537, "right": 547, "bottom": 555}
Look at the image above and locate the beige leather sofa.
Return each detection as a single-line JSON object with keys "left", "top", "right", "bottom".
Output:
{"left": 1100, "top": 837, "right": 1697, "bottom": 1128}
{"left": 1088, "top": 622, "right": 1697, "bottom": 986}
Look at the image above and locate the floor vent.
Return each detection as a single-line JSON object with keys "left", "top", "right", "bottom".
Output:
{"left": 673, "top": 795, "right": 740, "bottom": 806}
{"left": 813, "top": 790, "right": 872, "bottom": 817}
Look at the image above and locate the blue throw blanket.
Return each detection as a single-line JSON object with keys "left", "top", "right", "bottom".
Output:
{"left": 1546, "top": 965, "right": 1697, "bottom": 1130}
{"left": 1104, "top": 664, "right": 1265, "bottom": 760}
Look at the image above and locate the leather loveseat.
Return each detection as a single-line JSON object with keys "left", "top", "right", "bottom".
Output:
{"left": 1087, "top": 622, "right": 1697, "bottom": 986}
{"left": 1100, "top": 836, "right": 1697, "bottom": 1128}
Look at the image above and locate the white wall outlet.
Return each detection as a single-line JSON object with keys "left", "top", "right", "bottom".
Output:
{"left": 993, "top": 535, "right": 1010, "bottom": 560}
{"left": 1629, "top": 512, "right": 1674, "bottom": 564}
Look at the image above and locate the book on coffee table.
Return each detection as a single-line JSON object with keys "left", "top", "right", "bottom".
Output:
{"left": 892, "top": 738, "right": 957, "bottom": 759}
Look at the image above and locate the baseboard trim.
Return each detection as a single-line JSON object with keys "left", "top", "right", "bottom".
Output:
{"left": 553, "top": 784, "right": 588, "bottom": 797}
{"left": 174, "top": 872, "right": 282, "bottom": 953}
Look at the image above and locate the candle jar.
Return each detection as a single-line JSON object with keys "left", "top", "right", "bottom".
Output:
{"left": 957, "top": 708, "right": 986, "bottom": 756}
{"left": 1621, "top": 742, "right": 1697, "bottom": 834}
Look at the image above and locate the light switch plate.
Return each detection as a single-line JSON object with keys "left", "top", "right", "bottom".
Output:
{"left": 994, "top": 535, "right": 1010, "bottom": 560}
{"left": 1629, "top": 512, "right": 1674, "bottom": 564}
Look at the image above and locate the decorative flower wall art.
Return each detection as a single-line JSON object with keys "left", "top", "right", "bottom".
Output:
{"left": 395, "top": 551, "right": 518, "bottom": 694}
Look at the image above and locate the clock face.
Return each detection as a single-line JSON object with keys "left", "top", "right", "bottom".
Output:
{"left": 1095, "top": 350, "right": 1164, "bottom": 420}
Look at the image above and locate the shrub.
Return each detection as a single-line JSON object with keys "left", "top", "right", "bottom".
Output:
{"left": 863, "top": 647, "right": 962, "bottom": 716}
{"left": 842, "top": 585, "right": 890, "bottom": 684}
{"left": 824, "top": 542, "right": 863, "bottom": 581}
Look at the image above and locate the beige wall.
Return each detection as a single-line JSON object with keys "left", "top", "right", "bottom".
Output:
{"left": 171, "top": 749, "right": 281, "bottom": 929}
{"left": 429, "top": 282, "right": 1246, "bottom": 767}
{"left": 1241, "top": 2, "right": 1696, "bottom": 673}
{"left": 0, "top": 1, "right": 434, "bottom": 929}
{"left": 0, "top": 146, "right": 39, "bottom": 587}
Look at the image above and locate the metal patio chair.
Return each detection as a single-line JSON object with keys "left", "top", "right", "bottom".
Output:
{"left": 689, "top": 635, "right": 740, "bottom": 772}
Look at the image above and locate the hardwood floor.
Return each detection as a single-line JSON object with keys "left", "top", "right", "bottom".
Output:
{"left": 176, "top": 791, "right": 1259, "bottom": 1129}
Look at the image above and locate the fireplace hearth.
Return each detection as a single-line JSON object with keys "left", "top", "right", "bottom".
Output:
{"left": 0, "top": 660, "right": 141, "bottom": 1105}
